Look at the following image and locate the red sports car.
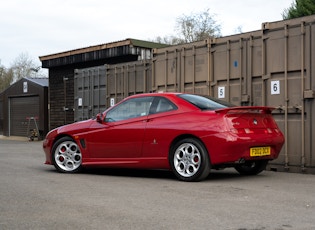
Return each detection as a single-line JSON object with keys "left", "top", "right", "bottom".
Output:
{"left": 43, "top": 93, "right": 284, "bottom": 182}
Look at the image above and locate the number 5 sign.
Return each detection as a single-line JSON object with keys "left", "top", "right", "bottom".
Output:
{"left": 218, "top": 86, "right": 225, "bottom": 99}
{"left": 271, "top": 80, "right": 280, "bottom": 95}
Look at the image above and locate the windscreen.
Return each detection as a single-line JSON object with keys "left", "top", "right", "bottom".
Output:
{"left": 178, "top": 94, "right": 234, "bottom": 110}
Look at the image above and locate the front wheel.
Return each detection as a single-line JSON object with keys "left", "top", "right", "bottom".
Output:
{"left": 51, "top": 137, "right": 83, "bottom": 173}
{"left": 170, "top": 138, "right": 211, "bottom": 182}
{"left": 234, "top": 160, "right": 268, "bottom": 175}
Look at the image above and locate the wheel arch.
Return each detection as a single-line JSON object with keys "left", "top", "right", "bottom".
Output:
{"left": 51, "top": 135, "right": 83, "bottom": 173}
{"left": 51, "top": 134, "right": 75, "bottom": 160}
{"left": 169, "top": 134, "right": 212, "bottom": 163}
{"left": 53, "top": 134, "right": 74, "bottom": 146}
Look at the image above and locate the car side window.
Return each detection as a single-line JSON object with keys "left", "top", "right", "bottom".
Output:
{"left": 151, "top": 97, "right": 177, "bottom": 114}
{"left": 105, "top": 97, "right": 154, "bottom": 122}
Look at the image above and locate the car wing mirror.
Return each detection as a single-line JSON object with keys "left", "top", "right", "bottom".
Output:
{"left": 96, "top": 113, "right": 103, "bottom": 123}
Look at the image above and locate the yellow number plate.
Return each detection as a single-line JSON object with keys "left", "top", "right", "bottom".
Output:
{"left": 250, "top": 147, "right": 271, "bottom": 157}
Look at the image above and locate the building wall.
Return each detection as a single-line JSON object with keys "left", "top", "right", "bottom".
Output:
{"left": 48, "top": 68, "right": 74, "bottom": 129}
{"left": 1, "top": 78, "right": 48, "bottom": 137}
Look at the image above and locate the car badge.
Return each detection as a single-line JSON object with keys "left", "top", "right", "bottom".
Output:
{"left": 253, "top": 119, "right": 258, "bottom": 125}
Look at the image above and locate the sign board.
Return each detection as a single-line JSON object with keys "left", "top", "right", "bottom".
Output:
{"left": 271, "top": 81, "right": 280, "bottom": 95}
{"left": 110, "top": 98, "right": 115, "bottom": 107}
{"left": 218, "top": 86, "right": 225, "bottom": 99}
{"left": 78, "top": 98, "right": 82, "bottom": 107}
{"left": 23, "top": 82, "right": 28, "bottom": 93}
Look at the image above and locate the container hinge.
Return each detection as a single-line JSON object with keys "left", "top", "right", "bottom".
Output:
{"left": 241, "top": 94, "right": 250, "bottom": 103}
{"left": 304, "top": 90, "right": 314, "bottom": 99}
{"left": 262, "top": 74, "right": 270, "bottom": 80}
{"left": 262, "top": 22, "right": 270, "bottom": 31}
{"left": 293, "top": 104, "right": 302, "bottom": 111}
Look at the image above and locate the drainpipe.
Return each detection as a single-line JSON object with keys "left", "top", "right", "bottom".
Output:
{"left": 300, "top": 22, "right": 306, "bottom": 171}
{"left": 63, "top": 76, "right": 69, "bottom": 124}
{"left": 284, "top": 25, "right": 289, "bottom": 170}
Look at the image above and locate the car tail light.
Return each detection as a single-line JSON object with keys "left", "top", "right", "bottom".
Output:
{"left": 230, "top": 127, "right": 279, "bottom": 135}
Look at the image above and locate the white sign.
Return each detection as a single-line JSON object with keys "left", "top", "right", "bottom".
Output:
{"left": 218, "top": 86, "right": 225, "bottom": 99}
{"left": 271, "top": 80, "right": 280, "bottom": 95}
{"left": 110, "top": 98, "right": 115, "bottom": 106}
{"left": 23, "top": 82, "right": 28, "bottom": 93}
{"left": 78, "top": 98, "right": 82, "bottom": 107}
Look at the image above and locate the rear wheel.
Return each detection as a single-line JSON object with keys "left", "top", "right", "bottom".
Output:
{"left": 52, "top": 137, "right": 82, "bottom": 173}
{"left": 234, "top": 160, "right": 268, "bottom": 175}
{"left": 170, "top": 138, "right": 211, "bottom": 182}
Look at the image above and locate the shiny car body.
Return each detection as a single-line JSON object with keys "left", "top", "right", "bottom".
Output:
{"left": 43, "top": 93, "right": 284, "bottom": 181}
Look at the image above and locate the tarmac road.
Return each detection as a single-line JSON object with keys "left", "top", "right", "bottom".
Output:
{"left": 0, "top": 138, "right": 315, "bottom": 230}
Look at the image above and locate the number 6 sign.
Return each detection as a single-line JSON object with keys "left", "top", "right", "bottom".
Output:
{"left": 271, "top": 80, "right": 280, "bottom": 95}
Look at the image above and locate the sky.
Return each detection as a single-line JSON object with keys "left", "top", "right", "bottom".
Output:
{"left": 0, "top": 0, "right": 294, "bottom": 68}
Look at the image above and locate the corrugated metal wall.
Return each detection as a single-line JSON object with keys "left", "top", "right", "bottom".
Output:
{"left": 106, "top": 61, "right": 151, "bottom": 104}
{"left": 73, "top": 15, "right": 315, "bottom": 173}
{"left": 9, "top": 96, "right": 40, "bottom": 136}
{"left": 152, "top": 15, "right": 315, "bottom": 173}
{"left": 74, "top": 61, "right": 151, "bottom": 121}
{"left": 0, "top": 93, "right": 3, "bottom": 135}
{"left": 74, "top": 66, "right": 107, "bottom": 121}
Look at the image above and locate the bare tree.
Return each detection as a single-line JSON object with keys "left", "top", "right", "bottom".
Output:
{"left": 175, "top": 9, "right": 221, "bottom": 44}
{"left": 0, "top": 62, "right": 14, "bottom": 92}
{"left": 11, "top": 53, "right": 38, "bottom": 81}
{"left": 151, "top": 8, "right": 221, "bottom": 45}
{"left": 0, "top": 53, "right": 47, "bottom": 92}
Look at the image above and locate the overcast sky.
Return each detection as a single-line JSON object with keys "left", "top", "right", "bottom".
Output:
{"left": 0, "top": 0, "right": 293, "bottom": 67}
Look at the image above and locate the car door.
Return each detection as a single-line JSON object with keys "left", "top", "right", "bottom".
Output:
{"left": 86, "top": 96, "right": 154, "bottom": 158}
{"left": 142, "top": 97, "right": 179, "bottom": 158}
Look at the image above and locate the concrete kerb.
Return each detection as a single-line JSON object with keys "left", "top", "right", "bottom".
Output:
{"left": 0, "top": 135, "right": 30, "bottom": 142}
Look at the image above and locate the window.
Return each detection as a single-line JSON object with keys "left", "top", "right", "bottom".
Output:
{"left": 155, "top": 97, "right": 177, "bottom": 113}
{"left": 178, "top": 94, "right": 233, "bottom": 110}
{"left": 148, "top": 97, "right": 177, "bottom": 114}
{"left": 105, "top": 97, "right": 154, "bottom": 122}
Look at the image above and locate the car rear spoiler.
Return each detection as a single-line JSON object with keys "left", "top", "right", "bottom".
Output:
{"left": 215, "top": 106, "right": 275, "bottom": 115}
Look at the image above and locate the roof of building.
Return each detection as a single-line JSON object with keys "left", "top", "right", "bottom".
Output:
{"left": 25, "top": 77, "right": 49, "bottom": 87}
{"left": 39, "top": 38, "right": 168, "bottom": 61}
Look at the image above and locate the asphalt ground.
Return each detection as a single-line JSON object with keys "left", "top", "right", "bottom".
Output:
{"left": 0, "top": 138, "right": 315, "bottom": 230}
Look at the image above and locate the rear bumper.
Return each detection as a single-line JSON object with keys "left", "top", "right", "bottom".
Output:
{"left": 201, "top": 132, "right": 285, "bottom": 165}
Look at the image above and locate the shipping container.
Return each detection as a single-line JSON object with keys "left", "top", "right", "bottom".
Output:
{"left": 74, "top": 66, "right": 107, "bottom": 121}
{"left": 152, "top": 15, "right": 315, "bottom": 173}
{"left": 105, "top": 60, "right": 151, "bottom": 106}
{"left": 0, "top": 92, "right": 4, "bottom": 135}
{"left": 74, "top": 61, "right": 151, "bottom": 121}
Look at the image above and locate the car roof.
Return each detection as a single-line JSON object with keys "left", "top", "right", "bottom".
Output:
{"left": 127, "top": 92, "right": 182, "bottom": 98}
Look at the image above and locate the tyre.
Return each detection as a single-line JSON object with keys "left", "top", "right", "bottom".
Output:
{"left": 170, "top": 138, "right": 211, "bottom": 182}
{"left": 234, "top": 160, "right": 268, "bottom": 175}
{"left": 51, "top": 136, "right": 83, "bottom": 173}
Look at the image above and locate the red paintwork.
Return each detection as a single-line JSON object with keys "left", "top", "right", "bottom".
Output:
{"left": 43, "top": 93, "right": 284, "bottom": 170}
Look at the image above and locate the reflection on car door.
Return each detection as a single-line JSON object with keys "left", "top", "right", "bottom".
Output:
{"left": 86, "top": 96, "right": 153, "bottom": 158}
{"left": 87, "top": 117, "right": 148, "bottom": 158}
{"left": 142, "top": 97, "right": 179, "bottom": 158}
